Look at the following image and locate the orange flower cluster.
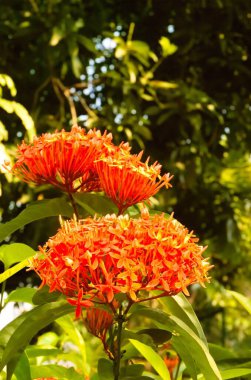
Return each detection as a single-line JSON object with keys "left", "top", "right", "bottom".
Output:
{"left": 11, "top": 126, "right": 171, "bottom": 211}
{"left": 96, "top": 151, "right": 173, "bottom": 214}
{"left": 85, "top": 307, "right": 114, "bottom": 359}
{"left": 11, "top": 126, "right": 114, "bottom": 193}
{"left": 31, "top": 209, "right": 210, "bottom": 316}
{"left": 164, "top": 354, "right": 179, "bottom": 378}
{"left": 85, "top": 308, "right": 113, "bottom": 338}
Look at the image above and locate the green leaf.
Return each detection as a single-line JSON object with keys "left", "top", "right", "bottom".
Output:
{"left": 32, "top": 285, "right": 62, "bottom": 305}
{"left": 5, "top": 288, "right": 36, "bottom": 305}
{"left": 159, "top": 37, "right": 177, "bottom": 57}
{"left": 30, "top": 364, "right": 84, "bottom": 380}
{"left": 122, "top": 329, "right": 154, "bottom": 347}
{"left": 78, "top": 35, "right": 97, "bottom": 54}
{"left": 73, "top": 193, "right": 117, "bottom": 216}
{"left": 0, "top": 98, "right": 35, "bottom": 141}
{"left": 221, "top": 368, "right": 251, "bottom": 379}
{"left": 56, "top": 314, "right": 88, "bottom": 373}
{"left": 0, "top": 243, "right": 36, "bottom": 270}
{"left": 0, "top": 120, "right": 8, "bottom": 141}
{"left": 209, "top": 344, "right": 236, "bottom": 362}
{"left": 129, "top": 339, "right": 171, "bottom": 380}
{"left": 158, "top": 293, "right": 208, "bottom": 345}
{"left": 98, "top": 358, "right": 114, "bottom": 380}
{"left": 120, "top": 364, "right": 145, "bottom": 378}
{"left": 228, "top": 290, "right": 251, "bottom": 314}
{"left": 50, "top": 26, "right": 66, "bottom": 46}
{"left": 131, "top": 306, "right": 221, "bottom": 380}
{"left": 138, "top": 328, "right": 172, "bottom": 345}
{"left": 0, "top": 74, "right": 17, "bottom": 96}
{"left": 37, "top": 332, "right": 59, "bottom": 346}
{"left": 12, "top": 353, "right": 31, "bottom": 380}
{"left": 0, "top": 197, "right": 73, "bottom": 243}
{"left": 0, "top": 300, "right": 74, "bottom": 373}
{"left": 0, "top": 259, "right": 30, "bottom": 284}
{"left": 149, "top": 80, "right": 177, "bottom": 90}
{"left": 136, "top": 125, "right": 152, "bottom": 140}
{"left": 26, "top": 346, "right": 61, "bottom": 358}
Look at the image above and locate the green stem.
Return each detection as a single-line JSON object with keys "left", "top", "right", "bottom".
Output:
{"left": 0, "top": 280, "right": 6, "bottom": 312}
{"left": 68, "top": 192, "right": 80, "bottom": 219}
{"left": 113, "top": 308, "right": 124, "bottom": 380}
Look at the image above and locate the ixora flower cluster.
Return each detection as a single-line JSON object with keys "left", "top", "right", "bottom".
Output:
{"left": 11, "top": 126, "right": 210, "bottom": 319}
{"left": 11, "top": 126, "right": 172, "bottom": 212}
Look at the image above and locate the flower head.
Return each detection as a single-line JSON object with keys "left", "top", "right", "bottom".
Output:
{"left": 95, "top": 152, "right": 173, "bottom": 213}
{"left": 80, "top": 139, "right": 131, "bottom": 192}
{"left": 85, "top": 307, "right": 113, "bottom": 340}
{"left": 31, "top": 210, "right": 210, "bottom": 315}
{"left": 11, "top": 126, "right": 114, "bottom": 193}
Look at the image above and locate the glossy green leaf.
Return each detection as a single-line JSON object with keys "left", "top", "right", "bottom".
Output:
{"left": 0, "top": 259, "right": 30, "bottom": 284}
{"left": 73, "top": 192, "right": 117, "bottom": 216}
{"left": 32, "top": 285, "right": 62, "bottom": 305}
{"left": 0, "top": 243, "right": 36, "bottom": 269}
{"left": 30, "top": 364, "right": 84, "bottom": 380}
{"left": 129, "top": 339, "right": 171, "bottom": 380}
{"left": 0, "top": 197, "right": 73, "bottom": 243}
{"left": 138, "top": 328, "right": 172, "bottom": 345}
{"left": 131, "top": 306, "right": 221, "bottom": 380}
{"left": 5, "top": 287, "right": 36, "bottom": 305}
{"left": 158, "top": 293, "right": 208, "bottom": 345}
{"left": 221, "top": 368, "right": 251, "bottom": 379}
{"left": 12, "top": 353, "right": 31, "bottom": 380}
{"left": 98, "top": 358, "right": 114, "bottom": 380}
{"left": 0, "top": 300, "right": 74, "bottom": 373}
{"left": 122, "top": 329, "right": 154, "bottom": 347}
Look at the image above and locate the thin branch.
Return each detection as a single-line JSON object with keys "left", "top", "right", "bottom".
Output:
{"left": 32, "top": 76, "right": 50, "bottom": 110}
{"left": 78, "top": 95, "right": 98, "bottom": 119}
{"left": 136, "top": 291, "right": 168, "bottom": 304}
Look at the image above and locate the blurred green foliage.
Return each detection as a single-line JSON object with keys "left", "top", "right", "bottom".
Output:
{"left": 1, "top": 0, "right": 251, "bottom": 358}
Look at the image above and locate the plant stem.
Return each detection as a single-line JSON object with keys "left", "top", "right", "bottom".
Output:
{"left": 0, "top": 280, "right": 6, "bottom": 312}
{"left": 68, "top": 192, "right": 80, "bottom": 220}
{"left": 113, "top": 307, "right": 124, "bottom": 380}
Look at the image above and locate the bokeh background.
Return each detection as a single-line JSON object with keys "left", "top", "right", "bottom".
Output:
{"left": 1, "top": 0, "right": 251, "bottom": 352}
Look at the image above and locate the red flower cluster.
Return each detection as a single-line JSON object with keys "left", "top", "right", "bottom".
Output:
{"left": 11, "top": 126, "right": 114, "bottom": 193}
{"left": 85, "top": 307, "right": 113, "bottom": 339}
{"left": 11, "top": 126, "right": 171, "bottom": 211}
{"left": 96, "top": 151, "right": 173, "bottom": 214}
{"left": 31, "top": 209, "right": 210, "bottom": 316}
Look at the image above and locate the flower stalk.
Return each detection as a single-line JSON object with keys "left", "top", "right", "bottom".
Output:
{"left": 113, "top": 307, "right": 124, "bottom": 380}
